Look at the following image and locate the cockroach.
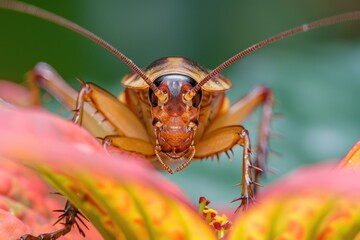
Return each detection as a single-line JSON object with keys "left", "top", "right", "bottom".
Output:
{"left": 0, "top": 0, "right": 359, "bottom": 239}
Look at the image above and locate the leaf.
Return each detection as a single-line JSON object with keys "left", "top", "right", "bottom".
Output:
{"left": 228, "top": 163, "right": 360, "bottom": 240}
{"left": 0, "top": 107, "right": 215, "bottom": 240}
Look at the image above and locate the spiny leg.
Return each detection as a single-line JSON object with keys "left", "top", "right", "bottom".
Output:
{"left": 203, "top": 86, "right": 274, "bottom": 189}
{"left": 24, "top": 65, "right": 94, "bottom": 239}
{"left": 234, "top": 128, "right": 255, "bottom": 210}
{"left": 27, "top": 62, "right": 119, "bottom": 138}
{"left": 20, "top": 201, "right": 88, "bottom": 240}
{"left": 25, "top": 64, "right": 153, "bottom": 238}
{"left": 20, "top": 84, "right": 92, "bottom": 239}
{"left": 27, "top": 62, "right": 79, "bottom": 108}
{"left": 253, "top": 87, "right": 273, "bottom": 186}
{"left": 195, "top": 126, "right": 261, "bottom": 210}
{"left": 27, "top": 62, "right": 149, "bottom": 141}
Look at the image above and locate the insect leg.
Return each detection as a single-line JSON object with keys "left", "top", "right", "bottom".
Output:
{"left": 27, "top": 63, "right": 118, "bottom": 138}
{"left": 71, "top": 81, "right": 149, "bottom": 141}
{"left": 27, "top": 62, "right": 79, "bottom": 107}
{"left": 20, "top": 200, "right": 88, "bottom": 240}
{"left": 23, "top": 64, "right": 104, "bottom": 239}
{"left": 194, "top": 126, "right": 256, "bottom": 210}
{"left": 103, "top": 135, "right": 155, "bottom": 158}
{"left": 204, "top": 86, "right": 273, "bottom": 185}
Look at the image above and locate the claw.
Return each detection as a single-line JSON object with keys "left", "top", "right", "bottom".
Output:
{"left": 232, "top": 194, "right": 255, "bottom": 212}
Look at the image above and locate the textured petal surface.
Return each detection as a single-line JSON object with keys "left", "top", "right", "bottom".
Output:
{"left": 228, "top": 163, "right": 360, "bottom": 240}
{"left": 0, "top": 159, "right": 102, "bottom": 240}
{"left": 0, "top": 108, "right": 215, "bottom": 240}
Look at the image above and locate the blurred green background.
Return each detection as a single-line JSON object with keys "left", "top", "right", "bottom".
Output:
{"left": 0, "top": 0, "right": 360, "bottom": 210}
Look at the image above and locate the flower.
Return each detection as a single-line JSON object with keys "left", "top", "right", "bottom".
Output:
{"left": 0, "top": 91, "right": 360, "bottom": 239}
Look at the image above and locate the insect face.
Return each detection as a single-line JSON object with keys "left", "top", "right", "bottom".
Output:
{"left": 149, "top": 74, "right": 202, "bottom": 172}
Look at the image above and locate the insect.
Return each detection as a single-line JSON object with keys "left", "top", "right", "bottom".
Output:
{"left": 0, "top": 0, "right": 359, "bottom": 239}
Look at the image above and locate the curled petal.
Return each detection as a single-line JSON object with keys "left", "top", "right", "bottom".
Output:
{"left": 0, "top": 107, "right": 215, "bottom": 239}
{"left": 228, "top": 163, "right": 360, "bottom": 240}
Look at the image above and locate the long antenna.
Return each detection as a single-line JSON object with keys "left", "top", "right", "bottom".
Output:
{"left": 187, "top": 11, "right": 360, "bottom": 97}
{"left": 0, "top": 0, "right": 167, "bottom": 98}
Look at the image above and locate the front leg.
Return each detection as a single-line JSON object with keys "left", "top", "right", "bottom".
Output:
{"left": 204, "top": 86, "right": 273, "bottom": 185}
{"left": 102, "top": 135, "right": 155, "bottom": 157}
{"left": 20, "top": 201, "right": 88, "bottom": 240}
{"left": 27, "top": 62, "right": 118, "bottom": 138}
{"left": 194, "top": 126, "right": 258, "bottom": 210}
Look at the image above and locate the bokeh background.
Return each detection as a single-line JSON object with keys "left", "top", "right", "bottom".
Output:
{"left": 0, "top": 0, "right": 360, "bottom": 210}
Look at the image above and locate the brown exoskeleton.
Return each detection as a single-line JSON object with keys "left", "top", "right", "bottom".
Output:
{"left": 0, "top": 0, "right": 359, "bottom": 239}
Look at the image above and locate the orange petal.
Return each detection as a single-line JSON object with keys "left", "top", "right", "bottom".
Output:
{"left": 228, "top": 163, "right": 360, "bottom": 240}
{"left": 0, "top": 107, "right": 215, "bottom": 240}
{"left": 338, "top": 140, "right": 360, "bottom": 169}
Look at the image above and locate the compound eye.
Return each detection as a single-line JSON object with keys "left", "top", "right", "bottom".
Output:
{"left": 192, "top": 90, "right": 202, "bottom": 108}
{"left": 149, "top": 89, "right": 158, "bottom": 107}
